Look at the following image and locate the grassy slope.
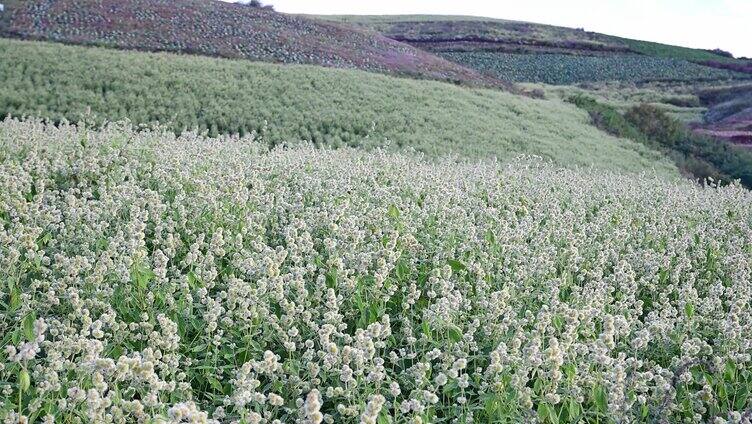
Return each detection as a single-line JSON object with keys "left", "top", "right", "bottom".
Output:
{"left": 313, "top": 15, "right": 736, "bottom": 57}
{"left": 610, "top": 37, "right": 738, "bottom": 63}
{"left": 0, "top": 0, "right": 499, "bottom": 87}
{"left": 0, "top": 38, "right": 677, "bottom": 176}
{"left": 311, "top": 15, "right": 623, "bottom": 52}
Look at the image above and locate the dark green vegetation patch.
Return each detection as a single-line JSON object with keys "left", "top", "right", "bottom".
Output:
{"left": 441, "top": 52, "right": 749, "bottom": 85}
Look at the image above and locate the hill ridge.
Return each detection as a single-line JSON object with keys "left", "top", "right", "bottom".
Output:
{"left": 0, "top": 0, "right": 503, "bottom": 87}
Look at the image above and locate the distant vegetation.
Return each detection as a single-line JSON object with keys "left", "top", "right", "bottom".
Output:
{"left": 0, "top": 0, "right": 497, "bottom": 87}
{"left": 313, "top": 15, "right": 631, "bottom": 53}
{"left": 0, "top": 39, "right": 675, "bottom": 175}
{"left": 311, "top": 15, "right": 752, "bottom": 87}
{"left": 570, "top": 95, "right": 752, "bottom": 187}
{"left": 441, "top": 52, "right": 748, "bottom": 84}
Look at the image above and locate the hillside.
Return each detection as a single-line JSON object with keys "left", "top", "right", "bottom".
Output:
{"left": 0, "top": 38, "right": 677, "bottom": 176}
{"left": 312, "top": 15, "right": 752, "bottom": 84}
{"left": 2, "top": 118, "right": 752, "bottom": 423}
{"left": 695, "top": 84, "right": 752, "bottom": 145}
{"left": 4, "top": 4, "right": 752, "bottom": 424}
{"left": 0, "top": 0, "right": 500, "bottom": 87}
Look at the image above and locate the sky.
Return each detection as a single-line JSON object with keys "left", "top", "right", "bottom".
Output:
{"left": 233, "top": 0, "right": 752, "bottom": 58}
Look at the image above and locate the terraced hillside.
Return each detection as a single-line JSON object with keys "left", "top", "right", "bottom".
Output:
{"left": 0, "top": 0, "right": 500, "bottom": 87}
{"left": 441, "top": 52, "right": 744, "bottom": 85}
{"left": 695, "top": 84, "right": 752, "bottom": 145}
{"left": 0, "top": 38, "right": 677, "bottom": 176}
{"left": 313, "top": 15, "right": 751, "bottom": 84}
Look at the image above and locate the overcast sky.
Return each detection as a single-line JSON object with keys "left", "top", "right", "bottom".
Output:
{"left": 237, "top": 0, "right": 752, "bottom": 58}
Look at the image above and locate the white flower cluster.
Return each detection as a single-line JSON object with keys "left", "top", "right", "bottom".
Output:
{"left": 1, "top": 118, "right": 751, "bottom": 423}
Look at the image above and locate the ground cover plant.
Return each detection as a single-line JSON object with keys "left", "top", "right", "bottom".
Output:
{"left": 440, "top": 52, "right": 749, "bottom": 85}
{"left": 0, "top": 38, "right": 676, "bottom": 175}
{"left": 0, "top": 0, "right": 497, "bottom": 87}
{"left": 329, "top": 18, "right": 624, "bottom": 53}
{"left": 1, "top": 118, "right": 752, "bottom": 423}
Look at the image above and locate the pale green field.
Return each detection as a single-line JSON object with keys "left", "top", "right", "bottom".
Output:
{"left": 0, "top": 38, "right": 677, "bottom": 176}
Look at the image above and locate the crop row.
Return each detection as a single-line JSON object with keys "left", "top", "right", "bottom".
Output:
{"left": 441, "top": 52, "right": 750, "bottom": 85}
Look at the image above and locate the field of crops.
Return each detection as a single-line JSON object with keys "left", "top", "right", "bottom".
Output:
{"left": 2, "top": 119, "right": 752, "bottom": 423}
{"left": 440, "top": 52, "right": 750, "bottom": 85}
{"left": 0, "top": 38, "right": 676, "bottom": 175}
{"left": 0, "top": 0, "right": 496, "bottom": 87}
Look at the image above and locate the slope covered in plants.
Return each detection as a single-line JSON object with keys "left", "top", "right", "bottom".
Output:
{"left": 0, "top": 38, "right": 677, "bottom": 175}
{"left": 313, "top": 15, "right": 751, "bottom": 84}
{"left": 1, "top": 119, "right": 751, "bottom": 423}
{"left": 441, "top": 52, "right": 746, "bottom": 85}
{"left": 0, "top": 0, "right": 499, "bottom": 87}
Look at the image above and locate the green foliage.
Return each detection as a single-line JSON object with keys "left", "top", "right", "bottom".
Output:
{"left": 626, "top": 104, "right": 752, "bottom": 187}
{"left": 1, "top": 119, "right": 751, "bottom": 423}
{"left": 0, "top": 38, "right": 678, "bottom": 175}
{"left": 441, "top": 52, "right": 749, "bottom": 85}
{"left": 570, "top": 95, "right": 752, "bottom": 187}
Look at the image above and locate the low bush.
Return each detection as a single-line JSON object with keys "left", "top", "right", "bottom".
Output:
{"left": 626, "top": 104, "right": 752, "bottom": 187}
{"left": 569, "top": 95, "right": 752, "bottom": 186}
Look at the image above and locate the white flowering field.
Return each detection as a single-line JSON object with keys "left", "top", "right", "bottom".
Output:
{"left": 1, "top": 119, "right": 752, "bottom": 424}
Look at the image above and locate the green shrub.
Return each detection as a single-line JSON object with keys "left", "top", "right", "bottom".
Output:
{"left": 625, "top": 104, "right": 752, "bottom": 187}
{"left": 568, "top": 95, "right": 751, "bottom": 186}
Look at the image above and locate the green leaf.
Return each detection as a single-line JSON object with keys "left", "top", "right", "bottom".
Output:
{"left": 537, "top": 402, "right": 550, "bottom": 422}
{"left": 377, "top": 411, "right": 391, "bottom": 424}
{"left": 207, "top": 376, "right": 224, "bottom": 394}
{"left": 396, "top": 260, "right": 409, "bottom": 280}
{"left": 187, "top": 271, "right": 201, "bottom": 289}
{"left": 684, "top": 303, "right": 694, "bottom": 318}
{"left": 131, "top": 262, "right": 155, "bottom": 290}
{"left": 537, "top": 402, "right": 558, "bottom": 424}
{"left": 447, "top": 325, "right": 462, "bottom": 343}
{"left": 22, "top": 312, "right": 36, "bottom": 341}
{"left": 735, "top": 387, "right": 748, "bottom": 410}
{"left": 552, "top": 314, "right": 564, "bottom": 332}
{"left": 484, "top": 229, "right": 495, "bottom": 244}
{"left": 568, "top": 399, "right": 580, "bottom": 421}
{"left": 563, "top": 363, "right": 576, "bottom": 381}
{"left": 592, "top": 385, "right": 608, "bottom": 413}
{"left": 387, "top": 204, "right": 400, "bottom": 219}
{"left": 447, "top": 259, "right": 466, "bottom": 272}
{"left": 725, "top": 362, "right": 737, "bottom": 382}
{"left": 325, "top": 270, "right": 337, "bottom": 288}
{"left": 421, "top": 322, "right": 432, "bottom": 340}
{"left": 484, "top": 394, "right": 499, "bottom": 418}
{"left": 549, "top": 404, "right": 560, "bottom": 424}
{"left": 19, "top": 369, "right": 30, "bottom": 392}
